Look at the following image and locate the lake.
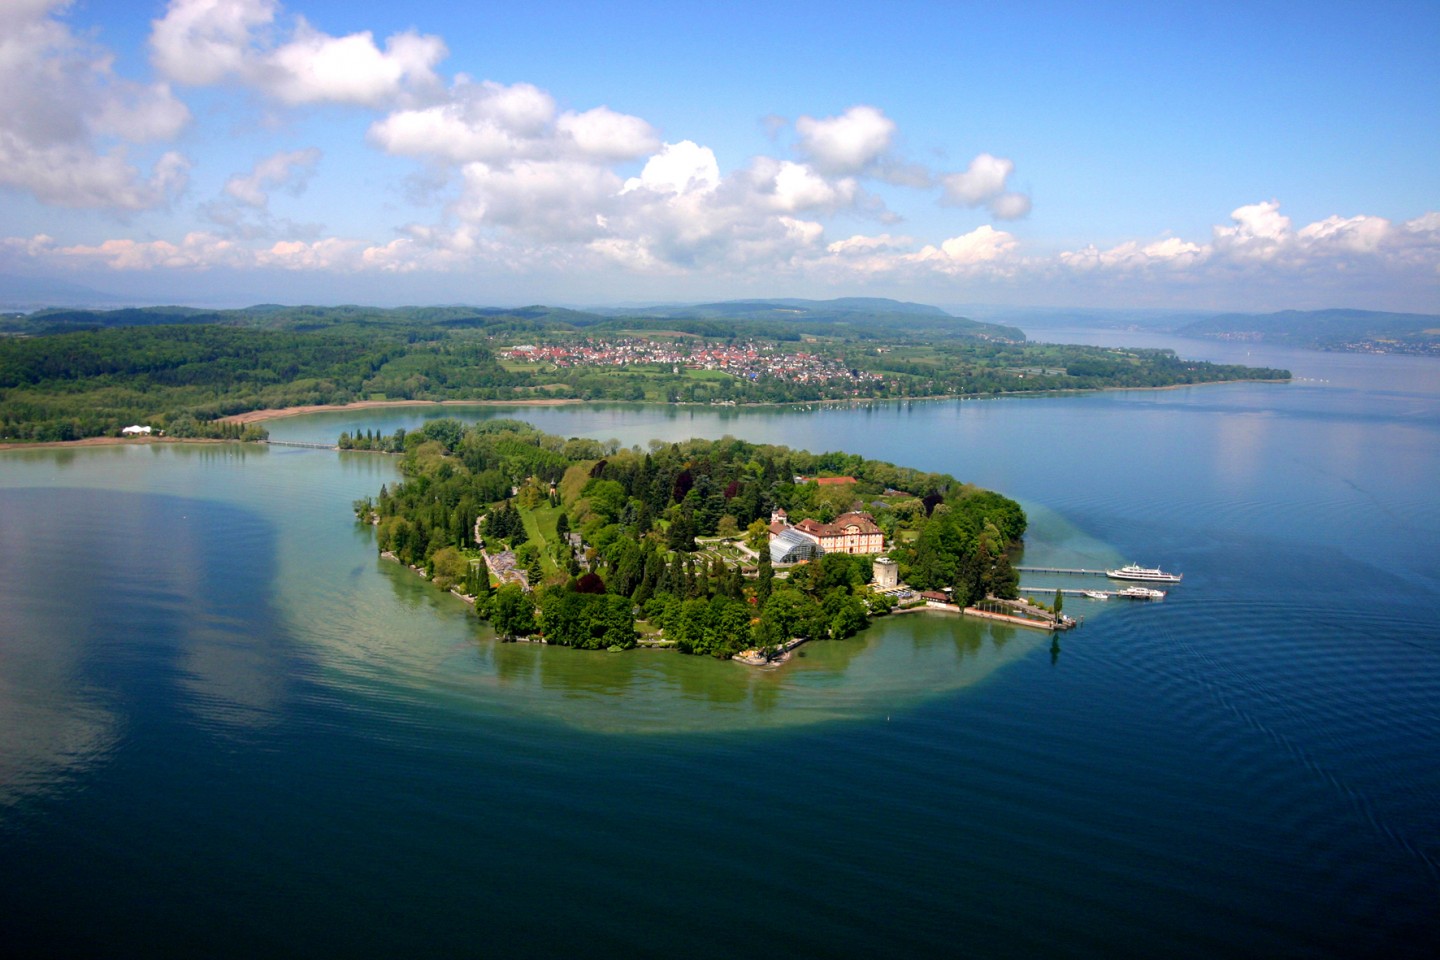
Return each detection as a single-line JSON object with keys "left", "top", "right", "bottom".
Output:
{"left": 2, "top": 331, "right": 1437, "bottom": 958}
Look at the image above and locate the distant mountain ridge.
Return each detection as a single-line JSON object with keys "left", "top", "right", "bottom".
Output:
{"left": 1178, "top": 309, "right": 1440, "bottom": 355}
{"left": 3, "top": 297, "right": 1024, "bottom": 342}
{"left": 587, "top": 297, "right": 1018, "bottom": 339}
{"left": 593, "top": 296, "right": 949, "bottom": 319}
{"left": 0, "top": 274, "right": 119, "bottom": 310}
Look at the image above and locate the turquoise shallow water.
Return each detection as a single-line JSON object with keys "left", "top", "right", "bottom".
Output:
{"left": 2, "top": 335, "right": 1438, "bottom": 957}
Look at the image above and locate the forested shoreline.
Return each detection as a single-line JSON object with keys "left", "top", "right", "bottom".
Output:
{"left": 356, "top": 419, "right": 1026, "bottom": 660}
{"left": 0, "top": 303, "right": 1289, "bottom": 443}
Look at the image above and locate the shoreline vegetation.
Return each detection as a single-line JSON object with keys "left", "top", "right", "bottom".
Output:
{"left": 0, "top": 300, "right": 1289, "bottom": 443}
{"left": 0, "top": 377, "right": 1285, "bottom": 451}
{"left": 353, "top": 417, "right": 1044, "bottom": 664}
{"left": 213, "top": 376, "right": 1289, "bottom": 425}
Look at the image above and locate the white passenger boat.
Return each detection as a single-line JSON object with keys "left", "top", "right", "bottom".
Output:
{"left": 1107, "top": 563, "right": 1182, "bottom": 583}
{"left": 1116, "top": 586, "right": 1166, "bottom": 600}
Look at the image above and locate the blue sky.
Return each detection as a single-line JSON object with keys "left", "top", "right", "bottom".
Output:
{"left": 1, "top": 0, "right": 1436, "bottom": 311}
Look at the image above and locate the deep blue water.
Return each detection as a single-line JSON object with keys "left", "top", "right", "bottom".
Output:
{"left": 2, "top": 334, "right": 1437, "bottom": 958}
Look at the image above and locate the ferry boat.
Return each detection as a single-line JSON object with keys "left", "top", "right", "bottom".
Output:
{"left": 1116, "top": 586, "right": 1166, "bottom": 600}
{"left": 1106, "top": 563, "right": 1183, "bottom": 583}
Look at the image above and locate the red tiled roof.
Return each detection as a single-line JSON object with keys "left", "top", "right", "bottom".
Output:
{"left": 788, "top": 512, "right": 880, "bottom": 538}
{"left": 831, "top": 511, "right": 881, "bottom": 534}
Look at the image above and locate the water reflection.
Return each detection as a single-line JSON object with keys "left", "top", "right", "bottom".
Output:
{"left": 1, "top": 426, "right": 1109, "bottom": 741}
{"left": 0, "top": 484, "right": 293, "bottom": 808}
{"left": 0, "top": 590, "right": 119, "bottom": 807}
{"left": 418, "top": 592, "right": 1050, "bottom": 733}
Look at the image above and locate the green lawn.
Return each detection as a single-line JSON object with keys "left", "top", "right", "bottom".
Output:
{"left": 520, "top": 502, "right": 565, "bottom": 577}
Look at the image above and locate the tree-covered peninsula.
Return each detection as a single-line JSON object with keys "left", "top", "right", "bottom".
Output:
{"left": 1, "top": 300, "right": 1289, "bottom": 443}
{"left": 354, "top": 419, "right": 1027, "bottom": 660}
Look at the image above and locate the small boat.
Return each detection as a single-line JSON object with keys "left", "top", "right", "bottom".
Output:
{"left": 1107, "top": 563, "right": 1183, "bottom": 583}
{"left": 1082, "top": 590, "right": 1110, "bottom": 600}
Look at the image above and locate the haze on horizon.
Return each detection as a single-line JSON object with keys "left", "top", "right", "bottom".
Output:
{"left": 1, "top": 0, "right": 1436, "bottom": 314}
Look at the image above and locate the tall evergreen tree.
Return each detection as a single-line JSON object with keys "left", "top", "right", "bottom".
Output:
{"left": 757, "top": 543, "right": 774, "bottom": 605}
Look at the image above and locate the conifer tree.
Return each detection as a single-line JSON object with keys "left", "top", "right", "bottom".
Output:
{"left": 757, "top": 543, "right": 774, "bottom": 605}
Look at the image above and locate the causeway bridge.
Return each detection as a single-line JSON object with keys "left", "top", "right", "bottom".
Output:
{"left": 261, "top": 440, "right": 338, "bottom": 450}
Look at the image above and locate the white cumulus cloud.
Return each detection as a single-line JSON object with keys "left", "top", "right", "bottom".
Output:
{"left": 622, "top": 141, "right": 721, "bottom": 196}
{"left": 1059, "top": 237, "right": 1209, "bottom": 273}
{"left": 1051, "top": 199, "right": 1440, "bottom": 308}
{"left": 1296, "top": 214, "right": 1390, "bottom": 254}
{"left": 941, "top": 153, "right": 1030, "bottom": 220}
{"left": 556, "top": 107, "right": 661, "bottom": 161}
{"left": 456, "top": 159, "right": 621, "bottom": 243}
{"left": 151, "top": 0, "right": 445, "bottom": 106}
{"left": 224, "top": 147, "right": 321, "bottom": 207}
{"left": 370, "top": 80, "right": 656, "bottom": 165}
{"left": 911, "top": 225, "right": 1019, "bottom": 271}
{"left": 795, "top": 105, "right": 896, "bottom": 174}
{"left": 0, "top": 0, "right": 190, "bottom": 209}
{"left": 766, "top": 159, "right": 857, "bottom": 213}
{"left": 826, "top": 233, "right": 915, "bottom": 255}
{"left": 57, "top": 231, "right": 242, "bottom": 270}
{"left": 1212, "top": 200, "right": 1292, "bottom": 260}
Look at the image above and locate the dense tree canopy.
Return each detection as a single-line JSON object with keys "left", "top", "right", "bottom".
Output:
{"left": 361, "top": 420, "right": 1026, "bottom": 659}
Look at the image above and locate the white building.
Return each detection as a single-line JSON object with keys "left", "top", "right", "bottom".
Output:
{"left": 121, "top": 425, "right": 152, "bottom": 436}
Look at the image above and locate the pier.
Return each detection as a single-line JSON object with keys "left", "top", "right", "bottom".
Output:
{"left": 1020, "top": 586, "right": 1165, "bottom": 600}
{"left": 1021, "top": 585, "right": 1119, "bottom": 597}
{"left": 1014, "top": 566, "right": 1110, "bottom": 577}
{"left": 964, "top": 606, "right": 1075, "bottom": 631}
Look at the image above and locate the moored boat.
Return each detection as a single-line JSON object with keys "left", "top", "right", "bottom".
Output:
{"left": 1116, "top": 585, "right": 1166, "bottom": 600}
{"left": 1107, "top": 563, "right": 1182, "bottom": 583}
{"left": 1082, "top": 590, "right": 1110, "bottom": 600}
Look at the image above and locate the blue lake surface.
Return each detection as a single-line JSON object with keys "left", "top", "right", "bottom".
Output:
{"left": 2, "top": 331, "right": 1437, "bottom": 957}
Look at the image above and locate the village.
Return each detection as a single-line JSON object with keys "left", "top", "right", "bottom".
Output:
{"left": 499, "top": 336, "right": 889, "bottom": 388}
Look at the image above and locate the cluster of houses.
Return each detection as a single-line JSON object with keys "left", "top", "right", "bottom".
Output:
{"left": 499, "top": 337, "right": 884, "bottom": 387}
{"left": 484, "top": 550, "right": 528, "bottom": 589}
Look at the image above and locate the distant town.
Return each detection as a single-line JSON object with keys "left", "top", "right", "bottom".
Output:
{"left": 500, "top": 337, "right": 887, "bottom": 388}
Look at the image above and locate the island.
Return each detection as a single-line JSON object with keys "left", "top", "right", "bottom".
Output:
{"left": 352, "top": 419, "right": 1051, "bottom": 662}
{"left": 0, "top": 299, "right": 1290, "bottom": 443}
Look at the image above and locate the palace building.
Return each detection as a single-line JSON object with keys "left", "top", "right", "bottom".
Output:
{"left": 767, "top": 507, "right": 884, "bottom": 563}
